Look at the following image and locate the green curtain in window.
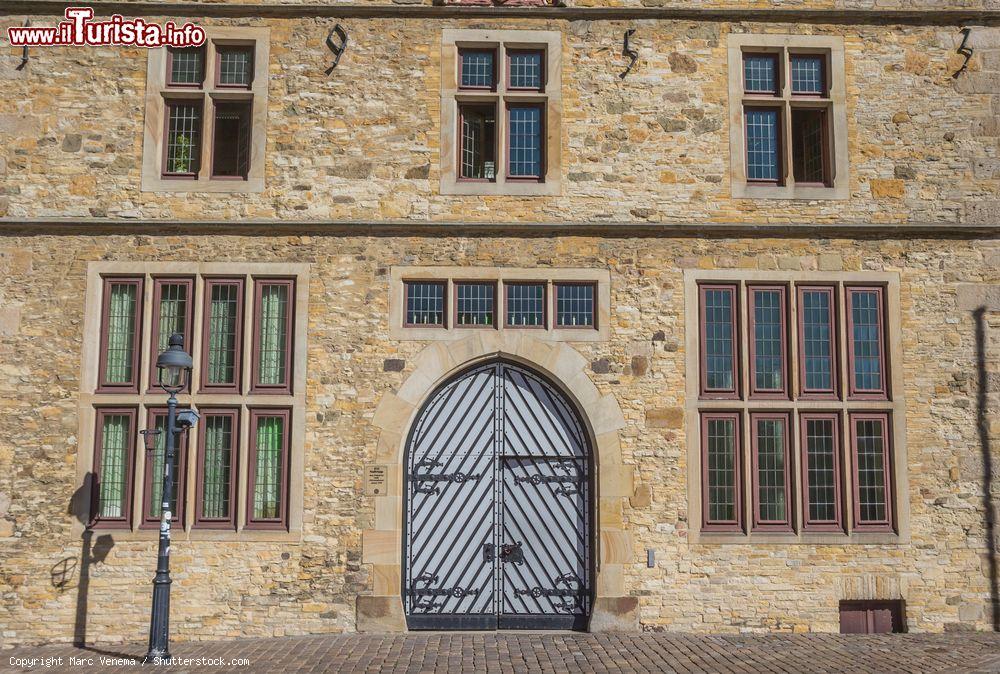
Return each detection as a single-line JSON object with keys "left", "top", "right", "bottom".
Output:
{"left": 99, "top": 414, "right": 130, "bottom": 518}
{"left": 105, "top": 284, "right": 137, "bottom": 383}
{"left": 156, "top": 283, "right": 188, "bottom": 387}
{"left": 257, "top": 284, "right": 288, "bottom": 386}
{"left": 207, "top": 284, "right": 239, "bottom": 385}
{"left": 202, "top": 415, "right": 233, "bottom": 519}
{"left": 253, "top": 416, "right": 284, "bottom": 519}
{"left": 147, "top": 415, "right": 180, "bottom": 519}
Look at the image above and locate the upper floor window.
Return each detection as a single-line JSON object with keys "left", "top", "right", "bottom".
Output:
{"left": 441, "top": 30, "right": 562, "bottom": 196}
{"left": 142, "top": 28, "right": 269, "bottom": 193}
{"left": 727, "top": 35, "right": 848, "bottom": 200}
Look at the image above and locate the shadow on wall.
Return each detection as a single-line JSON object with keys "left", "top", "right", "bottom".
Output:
{"left": 52, "top": 474, "right": 116, "bottom": 648}
{"left": 974, "top": 307, "right": 999, "bottom": 632}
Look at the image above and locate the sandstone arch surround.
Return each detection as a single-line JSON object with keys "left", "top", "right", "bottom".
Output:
{"left": 357, "top": 331, "right": 637, "bottom": 632}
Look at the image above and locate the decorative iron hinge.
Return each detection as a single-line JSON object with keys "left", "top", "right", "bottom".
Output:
{"left": 513, "top": 460, "right": 583, "bottom": 495}
{"left": 514, "top": 573, "right": 585, "bottom": 613}
{"left": 412, "top": 459, "right": 481, "bottom": 494}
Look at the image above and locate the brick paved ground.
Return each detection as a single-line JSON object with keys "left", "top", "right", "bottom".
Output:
{"left": 5, "top": 632, "right": 1000, "bottom": 674}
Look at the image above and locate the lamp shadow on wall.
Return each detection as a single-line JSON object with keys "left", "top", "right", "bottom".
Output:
{"left": 54, "top": 473, "right": 135, "bottom": 658}
{"left": 974, "top": 307, "right": 999, "bottom": 631}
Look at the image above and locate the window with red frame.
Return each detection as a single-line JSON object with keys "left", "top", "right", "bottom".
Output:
{"left": 797, "top": 285, "right": 838, "bottom": 398}
{"left": 98, "top": 277, "right": 143, "bottom": 393}
{"left": 200, "top": 278, "right": 245, "bottom": 393}
{"left": 847, "top": 286, "right": 887, "bottom": 399}
{"left": 91, "top": 408, "right": 137, "bottom": 528}
{"left": 211, "top": 101, "right": 252, "bottom": 180}
{"left": 149, "top": 278, "right": 194, "bottom": 391}
{"left": 247, "top": 409, "right": 291, "bottom": 530}
{"left": 748, "top": 285, "right": 788, "bottom": 398}
{"left": 252, "top": 279, "right": 295, "bottom": 394}
{"left": 750, "top": 412, "right": 792, "bottom": 532}
{"left": 800, "top": 413, "right": 843, "bottom": 532}
{"left": 195, "top": 408, "right": 239, "bottom": 529}
{"left": 702, "top": 412, "right": 742, "bottom": 531}
{"left": 141, "top": 407, "right": 188, "bottom": 528}
{"left": 851, "top": 412, "right": 893, "bottom": 531}
{"left": 698, "top": 284, "right": 738, "bottom": 398}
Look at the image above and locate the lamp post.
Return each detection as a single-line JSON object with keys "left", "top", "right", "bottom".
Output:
{"left": 144, "top": 333, "right": 194, "bottom": 663}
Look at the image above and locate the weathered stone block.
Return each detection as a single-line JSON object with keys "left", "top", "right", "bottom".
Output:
{"left": 356, "top": 596, "right": 406, "bottom": 632}
{"left": 590, "top": 597, "right": 640, "bottom": 632}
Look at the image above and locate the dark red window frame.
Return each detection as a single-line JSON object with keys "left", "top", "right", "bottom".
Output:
{"left": 553, "top": 281, "right": 598, "bottom": 330}
{"left": 147, "top": 277, "right": 195, "bottom": 393}
{"left": 161, "top": 99, "right": 204, "bottom": 179}
{"left": 505, "top": 102, "right": 546, "bottom": 182}
{"left": 251, "top": 278, "right": 295, "bottom": 395}
{"left": 457, "top": 47, "right": 498, "bottom": 91}
{"left": 790, "top": 107, "right": 831, "bottom": 187}
{"left": 698, "top": 283, "right": 739, "bottom": 400}
{"left": 457, "top": 102, "right": 498, "bottom": 183}
{"left": 140, "top": 406, "right": 189, "bottom": 530}
{"left": 209, "top": 99, "right": 253, "bottom": 181}
{"left": 747, "top": 284, "right": 789, "bottom": 400}
{"left": 701, "top": 411, "right": 743, "bottom": 533}
{"left": 214, "top": 45, "right": 255, "bottom": 89}
{"left": 246, "top": 408, "right": 291, "bottom": 531}
{"left": 744, "top": 105, "right": 784, "bottom": 186}
{"left": 742, "top": 52, "right": 780, "bottom": 96}
{"left": 90, "top": 407, "right": 137, "bottom": 529}
{"left": 504, "top": 281, "right": 548, "bottom": 330}
{"left": 850, "top": 411, "right": 894, "bottom": 533}
{"left": 749, "top": 412, "right": 793, "bottom": 533}
{"left": 789, "top": 53, "right": 828, "bottom": 98}
{"left": 403, "top": 280, "right": 447, "bottom": 328}
{"left": 97, "top": 276, "right": 144, "bottom": 394}
{"left": 506, "top": 48, "right": 546, "bottom": 92}
{"left": 199, "top": 277, "right": 245, "bottom": 394}
{"left": 194, "top": 407, "right": 240, "bottom": 530}
{"left": 453, "top": 280, "right": 498, "bottom": 329}
{"left": 796, "top": 285, "right": 839, "bottom": 400}
{"left": 799, "top": 412, "right": 844, "bottom": 532}
{"left": 165, "top": 45, "right": 206, "bottom": 88}
{"left": 846, "top": 285, "right": 889, "bottom": 400}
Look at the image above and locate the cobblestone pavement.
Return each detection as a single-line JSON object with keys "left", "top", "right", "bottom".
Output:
{"left": 6, "top": 632, "right": 1000, "bottom": 673}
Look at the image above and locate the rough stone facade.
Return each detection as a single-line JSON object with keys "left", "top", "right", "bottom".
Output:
{"left": 0, "top": 3, "right": 998, "bottom": 648}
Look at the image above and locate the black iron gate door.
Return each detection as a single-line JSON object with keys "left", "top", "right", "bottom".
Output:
{"left": 403, "top": 362, "right": 592, "bottom": 630}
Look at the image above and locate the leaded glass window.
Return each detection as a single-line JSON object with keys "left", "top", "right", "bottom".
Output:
{"left": 750, "top": 287, "right": 785, "bottom": 395}
{"left": 456, "top": 282, "right": 495, "bottom": 327}
{"left": 165, "top": 102, "right": 201, "bottom": 176}
{"left": 848, "top": 288, "right": 886, "bottom": 396}
{"left": 251, "top": 412, "right": 287, "bottom": 523}
{"left": 459, "top": 105, "right": 497, "bottom": 181}
{"left": 198, "top": 410, "right": 236, "bottom": 525}
{"left": 790, "top": 55, "right": 825, "bottom": 95}
{"left": 255, "top": 280, "right": 292, "bottom": 390}
{"left": 700, "top": 285, "right": 736, "bottom": 394}
{"left": 555, "top": 283, "right": 595, "bottom": 328}
{"left": 404, "top": 281, "right": 446, "bottom": 327}
{"left": 150, "top": 279, "right": 192, "bottom": 389}
{"left": 753, "top": 415, "right": 788, "bottom": 526}
{"left": 743, "top": 53, "right": 778, "bottom": 94}
{"left": 217, "top": 46, "right": 253, "bottom": 87}
{"left": 144, "top": 411, "right": 183, "bottom": 523}
{"left": 203, "top": 280, "right": 243, "bottom": 390}
{"left": 704, "top": 414, "right": 740, "bottom": 527}
{"left": 853, "top": 415, "right": 890, "bottom": 527}
{"left": 459, "top": 49, "right": 495, "bottom": 89}
{"left": 508, "top": 105, "right": 543, "bottom": 179}
{"left": 101, "top": 278, "right": 141, "bottom": 390}
{"left": 95, "top": 410, "right": 134, "bottom": 523}
{"left": 803, "top": 415, "right": 839, "bottom": 527}
{"left": 211, "top": 101, "right": 252, "bottom": 179}
{"left": 506, "top": 283, "right": 545, "bottom": 327}
{"left": 799, "top": 287, "right": 836, "bottom": 395}
{"left": 167, "top": 47, "right": 204, "bottom": 86}
{"left": 745, "top": 108, "right": 780, "bottom": 182}
{"left": 509, "top": 50, "right": 543, "bottom": 90}
{"left": 792, "top": 109, "right": 826, "bottom": 184}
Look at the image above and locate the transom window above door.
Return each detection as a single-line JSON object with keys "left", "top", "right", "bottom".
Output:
{"left": 440, "top": 30, "right": 562, "bottom": 196}
{"left": 389, "top": 267, "right": 609, "bottom": 342}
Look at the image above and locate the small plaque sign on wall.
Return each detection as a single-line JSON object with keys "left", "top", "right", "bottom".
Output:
{"left": 364, "top": 465, "right": 389, "bottom": 496}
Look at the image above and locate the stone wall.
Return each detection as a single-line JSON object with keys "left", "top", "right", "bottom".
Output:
{"left": 0, "top": 231, "right": 996, "bottom": 646}
{"left": 0, "top": 16, "right": 996, "bottom": 224}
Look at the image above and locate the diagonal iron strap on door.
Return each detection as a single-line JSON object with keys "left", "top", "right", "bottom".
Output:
{"left": 403, "top": 361, "right": 592, "bottom": 630}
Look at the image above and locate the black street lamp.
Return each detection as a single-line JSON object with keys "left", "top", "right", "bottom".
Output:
{"left": 144, "top": 333, "right": 196, "bottom": 663}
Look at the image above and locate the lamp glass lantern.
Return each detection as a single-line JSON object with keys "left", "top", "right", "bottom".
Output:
{"left": 156, "top": 333, "right": 193, "bottom": 392}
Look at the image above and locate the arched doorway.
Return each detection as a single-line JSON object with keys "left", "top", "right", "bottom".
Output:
{"left": 402, "top": 360, "right": 593, "bottom": 630}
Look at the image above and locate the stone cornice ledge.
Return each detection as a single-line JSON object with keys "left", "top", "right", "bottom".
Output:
{"left": 3, "top": 1, "right": 999, "bottom": 25}
{"left": 0, "top": 218, "right": 997, "bottom": 238}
